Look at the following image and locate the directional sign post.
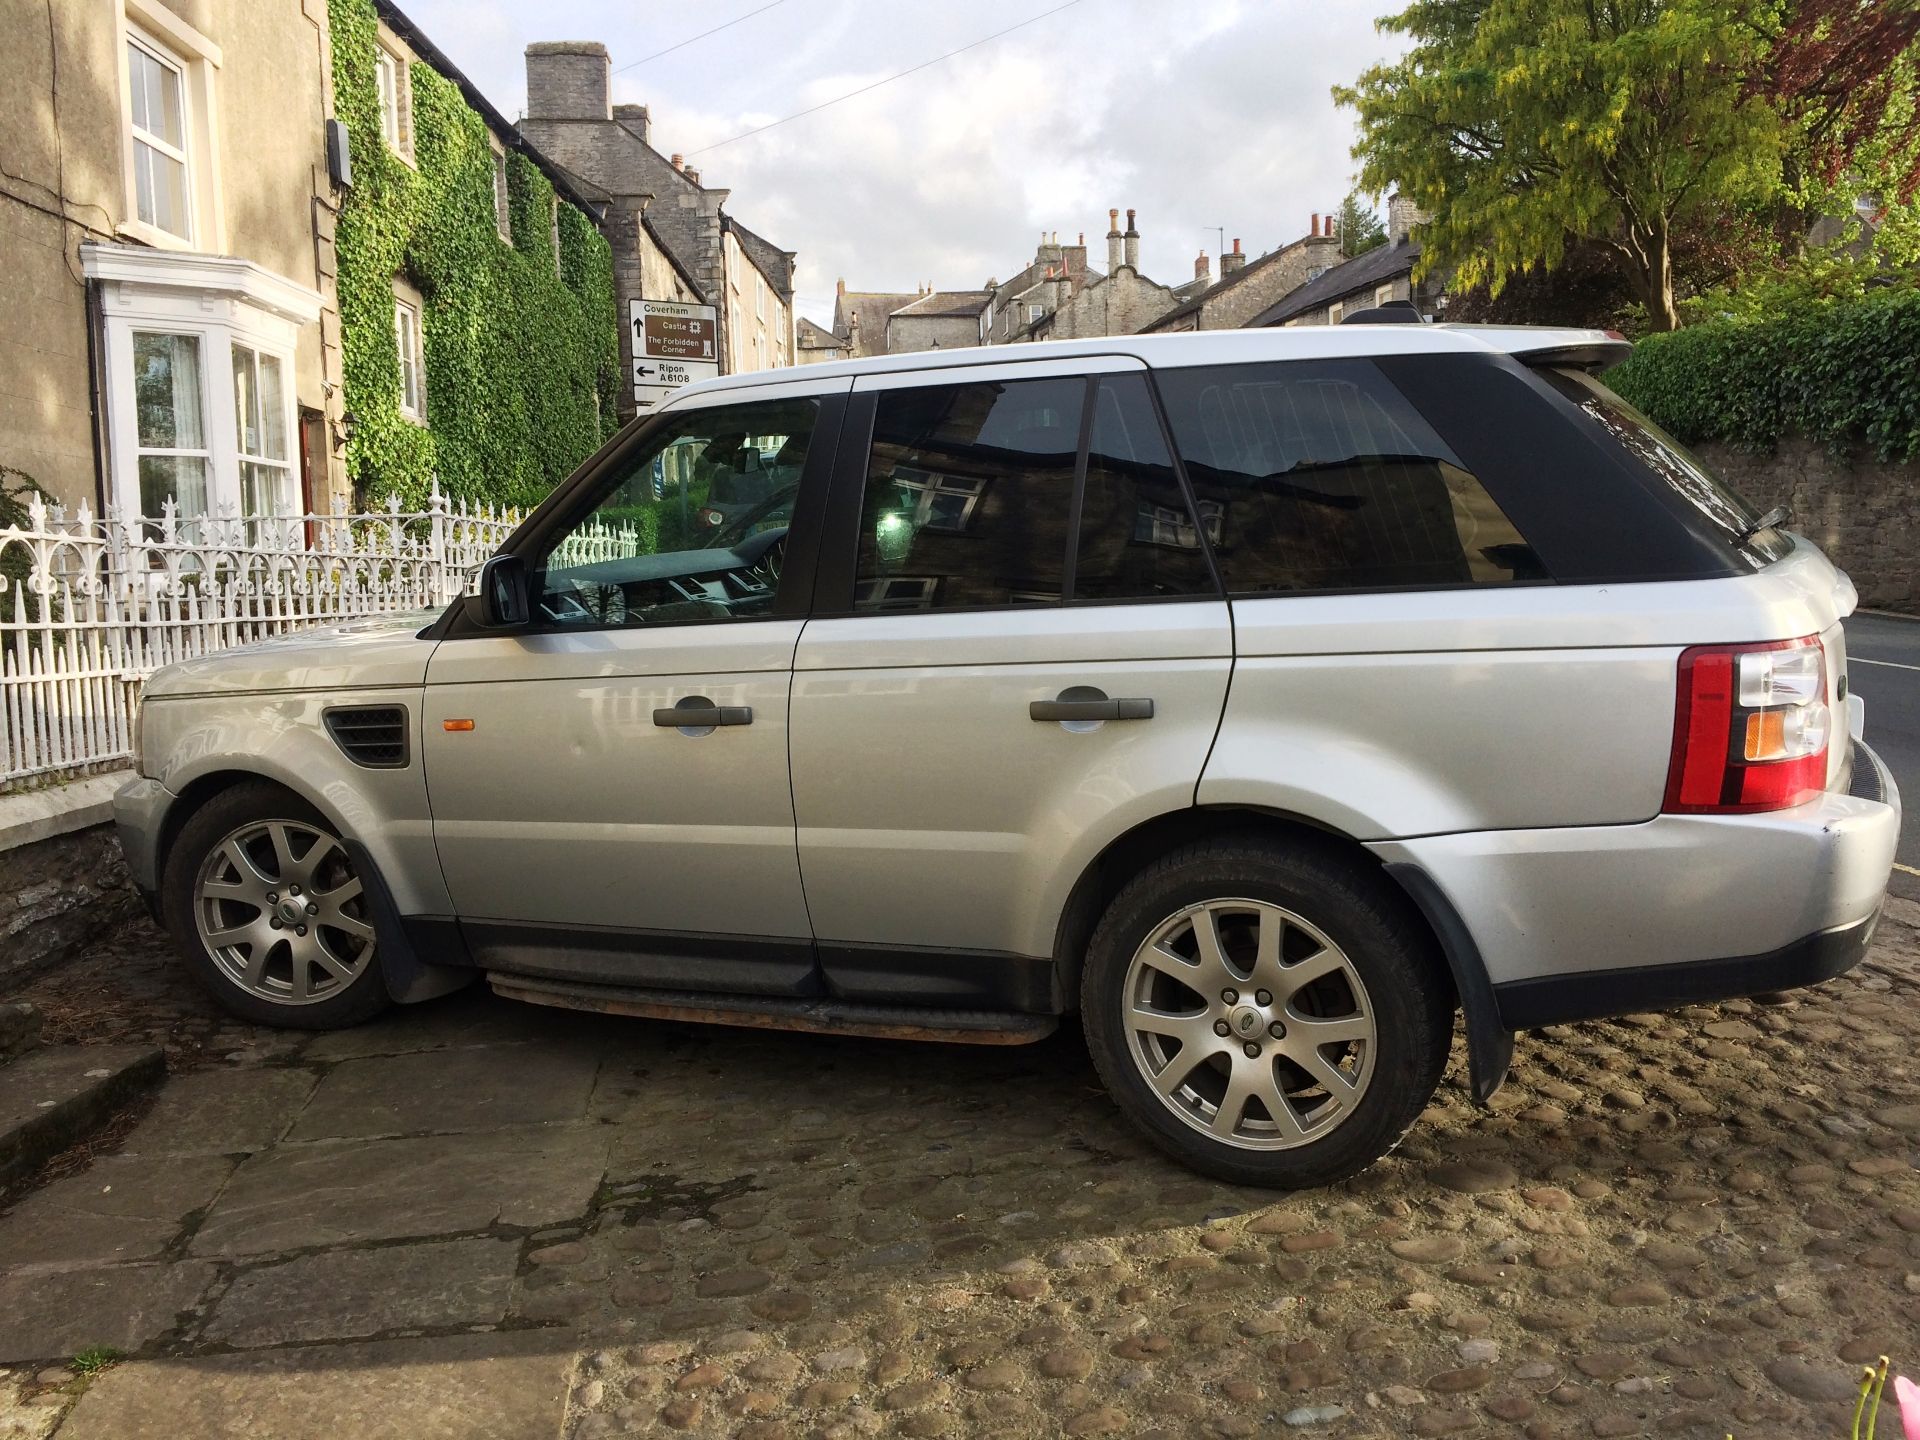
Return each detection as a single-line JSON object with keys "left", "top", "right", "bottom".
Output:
{"left": 631, "top": 300, "right": 719, "bottom": 412}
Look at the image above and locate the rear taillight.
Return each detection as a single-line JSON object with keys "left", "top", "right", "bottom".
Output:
{"left": 1664, "top": 636, "right": 1829, "bottom": 814}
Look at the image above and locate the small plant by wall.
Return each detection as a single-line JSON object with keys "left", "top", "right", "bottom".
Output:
{"left": 329, "top": 0, "right": 620, "bottom": 508}
{"left": 1608, "top": 287, "right": 1920, "bottom": 462}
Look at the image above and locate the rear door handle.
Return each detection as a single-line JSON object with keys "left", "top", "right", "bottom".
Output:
{"left": 654, "top": 704, "right": 753, "bottom": 728}
{"left": 1029, "top": 696, "right": 1154, "bottom": 722}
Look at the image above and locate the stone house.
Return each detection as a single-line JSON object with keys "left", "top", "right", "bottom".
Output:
{"left": 1139, "top": 216, "right": 1345, "bottom": 334}
{"left": 2, "top": 0, "right": 344, "bottom": 518}
{"left": 886, "top": 291, "right": 993, "bottom": 353}
{"left": 984, "top": 232, "right": 1097, "bottom": 344}
{"left": 518, "top": 42, "right": 796, "bottom": 417}
{"left": 795, "top": 316, "right": 844, "bottom": 365}
{"left": 1251, "top": 196, "right": 1444, "bottom": 327}
{"left": 1018, "top": 210, "right": 1180, "bottom": 343}
{"left": 830, "top": 283, "right": 921, "bottom": 359}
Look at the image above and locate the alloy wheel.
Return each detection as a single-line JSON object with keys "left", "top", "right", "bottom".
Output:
{"left": 1122, "top": 898, "right": 1376, "bottom": 1149}
{"left": 193, "top": 819, "right": 376, "bottom": 1005}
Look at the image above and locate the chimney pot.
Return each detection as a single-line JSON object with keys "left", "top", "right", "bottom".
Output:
{"left": 836, "top": 278, "right": 845, "bottom": 295}
{"left": 1078, "top": 232, "right": 1084, "bottom": 245}
{"left": 670, "top": 153, "right": 684, "bottom": 170}
{"left": 1123, "top": 208, "right": 1140, "bottom": 270}
{"left": 1233, "top": 238, "right": 1241, "bottom": 254}
{"left": 1108, "top": 208, "right": 1120, "bottom": 233}
{"left": 1311, "top": 214, "right": 1320, "bottom": 237}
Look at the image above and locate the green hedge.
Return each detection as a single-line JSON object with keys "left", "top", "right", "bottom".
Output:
{"left": 329, "top": 0, "right": 620, "bottom": 508}
{"left": 1608, "top": 289, "right": 1920, "bottom": 462}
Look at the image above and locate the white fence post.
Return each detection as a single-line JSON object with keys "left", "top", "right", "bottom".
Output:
{"left": 0, "top": 494, "right": 523, "bottom": 791}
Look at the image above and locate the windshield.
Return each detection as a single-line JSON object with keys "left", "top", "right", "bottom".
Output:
{"left": 1544, "top": 368, "right": 1792, "bottom": 567}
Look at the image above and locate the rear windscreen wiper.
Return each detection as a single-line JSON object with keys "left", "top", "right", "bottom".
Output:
{"left": 1737, "top": 504, "right": 1790, "bottom": 543}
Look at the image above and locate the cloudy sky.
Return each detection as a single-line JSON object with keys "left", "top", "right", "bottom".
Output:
{"left": 401, "top": 0, "right": 1410, "bottom": 327}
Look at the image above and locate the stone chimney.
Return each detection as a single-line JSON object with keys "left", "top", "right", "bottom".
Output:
{"left": 669, "top": 153, "right": 684, "bottom": 171}
{"left": 1194, "top": 250, "right": 1211, "bottom": 283}
{"left": 612, "top": 103, "right": 649, "bottom": 145}
{"left": 1221, "top": 238, "right": 1245, "bottom": 277}
{"left": 1061, "top": 235, "right": 1088, "bottom": 286}
{"left": 1387, "top": 192, "right": 1424, "bottom": 245}
{"left": 1106, "top": 209, "right": 1123, "bottom": 273}
{"left": 525, "top": 41, "right": 610, "bottom": 121}
{"left": 1123, "top": 208, "right": 1140, "bottom": 271}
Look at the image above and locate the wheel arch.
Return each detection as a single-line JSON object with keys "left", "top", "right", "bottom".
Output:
{"left": 1051, "top": 804, "right": 1513, "bottom": 1102}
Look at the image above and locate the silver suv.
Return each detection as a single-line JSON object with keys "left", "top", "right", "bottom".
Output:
{"left": 114, "top": 325, "right": 1902, "bottom": 1187}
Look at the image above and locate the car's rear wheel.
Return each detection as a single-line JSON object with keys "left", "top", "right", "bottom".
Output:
{"left": 1082, "top": 838, "right": 1452, "bottom": 1188}
{"left": 162, "top": 782, "right": 391, "bottom": 1029}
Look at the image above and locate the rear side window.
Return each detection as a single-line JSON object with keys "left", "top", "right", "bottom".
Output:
{"left": 1074, "top": 373, "right": 1217, "bottom": 602}
{"left": 856, "top": 377, "right": 1082, "bottom": 610}
{"left": 1541, "top": 368, "right": 1791, "bottom": 567}
{"left": 1155, "top": 359, "right": 1545, "bottom": 594}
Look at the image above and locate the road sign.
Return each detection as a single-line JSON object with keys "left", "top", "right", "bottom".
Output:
{"left": 630, "top": 300, "right": 718, "bottom": 407}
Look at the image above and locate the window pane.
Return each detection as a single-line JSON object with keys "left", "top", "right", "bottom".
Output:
{"left": 855, "top": 377, "right": 1083, "bottom": 612}
{"left": 139, "top": 455, "right": 208, "bottom": 521}
{"left": 133, "top": 332, "right": 204, "bottom": 449}
{"left": 257, "top": 353, "right": 287, "bottom": 459}
{"left": 233, "top": 346, "right": 259, "bottom": 457}
{"left": 1156, "top": 359, "right": 1544, "bottom": 593}
{"left": 1073, "top": 373, "right": 1216, "bottom": 602}
{"left": 240, "top": 460, "right": 290, "bottom": 518}
{"left": 148, "top": 146, "right": 188, "bottom": 236}
{"left": 532, "top": 399, "right": 817, "bottom": 628}
{"left": 128, "top": 43, "right": 184, "bottom": 148}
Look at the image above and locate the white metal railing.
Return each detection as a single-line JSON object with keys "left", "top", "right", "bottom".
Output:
{"left": 0, "top": 480, "right": 525, "bottom": 792}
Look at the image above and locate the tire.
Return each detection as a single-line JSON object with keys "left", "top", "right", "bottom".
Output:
{"left": 161, "top": 781, "right": 392, "bottom": 1030}
{"left": 1081, "top": 837, "right": 1452, "bottom": 1188}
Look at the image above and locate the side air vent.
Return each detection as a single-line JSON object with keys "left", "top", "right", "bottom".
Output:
{"left": 324, "top": 705, "right": 409, "bottom": 768}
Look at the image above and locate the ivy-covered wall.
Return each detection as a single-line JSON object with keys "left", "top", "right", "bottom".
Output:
{"left": 329, "top": 0, "right": 620, "bottom": 508}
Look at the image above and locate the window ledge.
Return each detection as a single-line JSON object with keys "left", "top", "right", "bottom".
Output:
{"left": 115, "top": 220, "right": 197, "bottom": 253}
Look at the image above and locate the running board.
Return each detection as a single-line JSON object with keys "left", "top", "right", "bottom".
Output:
{"left": 488, "top": 974, "right": 1059, "bottom": 1046}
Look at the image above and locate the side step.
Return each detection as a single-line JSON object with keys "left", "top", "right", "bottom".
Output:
{"left": 488, "top": 974, "right": 1059, "bottom": 1046}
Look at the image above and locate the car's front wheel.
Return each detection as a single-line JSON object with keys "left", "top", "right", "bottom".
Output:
{"left": 162, "top": 781, "right": 391, "bottom": 1029}
{"left": 1081, "top": 838, "right": 1452, "bottom": 1188}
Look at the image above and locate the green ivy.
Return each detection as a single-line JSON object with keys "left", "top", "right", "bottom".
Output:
{"left": 1609, "top": 289, "right": 1920, "bottom": 463}
{"left": 328, "top": 0, "right": 619, "bottom": 508}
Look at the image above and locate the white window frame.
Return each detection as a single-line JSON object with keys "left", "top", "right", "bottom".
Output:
{"left": 115, "top": 2, "right": 223, "bottom": 252}
{"left": 1329, "top": 301, "right": 1345, "bottom": 324}
{"left": 1376, "top": 283, "right": 1396, "bottom": 306}
{"left": 83, "top": 246, "right": 320, "bottom": 537}
{"left": 394, "top": 292, "right": 426, "bottom": 422}
{"left": 375, "top": 32, "right": 415, "bottom": 166}
{"left": 231, "top": 341, "right": 297, "bottom": 527}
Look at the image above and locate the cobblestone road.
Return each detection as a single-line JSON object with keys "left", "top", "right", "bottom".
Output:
{"left": 1, "top": 900, "right": 1916, "bottom": 1439}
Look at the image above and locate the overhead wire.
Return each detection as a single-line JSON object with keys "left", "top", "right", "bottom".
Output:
{"left": 611, "top": 0, "right": 791, "bottom": 75}
{"left": 684, "top": 0, "right": 1087, "bottom": 157}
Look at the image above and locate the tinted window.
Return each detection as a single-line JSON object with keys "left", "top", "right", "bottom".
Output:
{"left": 1542, "top": 368, "right": 1790, "bottom": 567}
{"left": 530, "top": 398, "right": 814, "bottom": 628}
{"left": 1155, "top": 360, "right": 1545, "bottom": 593}
{"left": 1073, "top": 373, "right": 1218, "bottom": 602}
{"left": 856, "top": 377, "right": 1082, "bottom": 611}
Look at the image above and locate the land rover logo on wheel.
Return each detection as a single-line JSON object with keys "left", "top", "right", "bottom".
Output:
{"left": 1232, "top": 1007, "right": 1261, "bottom": 1036}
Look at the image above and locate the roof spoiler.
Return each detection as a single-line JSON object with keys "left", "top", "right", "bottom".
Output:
{"left": 1513, "top": 337, "right": 1633, "bottom": 373}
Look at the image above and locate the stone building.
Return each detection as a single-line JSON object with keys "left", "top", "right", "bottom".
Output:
{"left": 1020, "top": 210, "right": 1180, "bottom": 342}
{"left": 983, "top": 232, "right": 1096, "bottom": 344}
{"left": 519, "top": 41, "right": 796, "bottom": 416}
{"left": 3, "top": 0, "right": 343, "bottom": 517}
{"left": 830, "top": 283, "right": 922, "bottom": 359}
{"left": 887, "top": 291, "right": 992, "bottom": 353}
{"left": 795, "top": 316, "right": 844, "bottom": 365}
{"left": 1250, "top": 195, "right": 1445, "bottom": 328}
{"left": 1139, "top": 216, "right": 1344, "bottom": 334}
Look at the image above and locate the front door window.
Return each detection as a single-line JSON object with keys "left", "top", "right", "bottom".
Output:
{"left": 531, "top": 398, "right": 818, "bottom": 629}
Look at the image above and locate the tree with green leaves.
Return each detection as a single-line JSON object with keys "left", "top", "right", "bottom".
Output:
{"left": 1335, "top": 0, "right": 1791, "bottom": 331}
{"left": 1335, "top": 191, "right": 1388, "bottom": 257}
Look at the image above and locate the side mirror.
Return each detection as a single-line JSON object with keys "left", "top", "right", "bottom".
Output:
{"left": 466, "top": 553, "right": 529, "bottom": 629}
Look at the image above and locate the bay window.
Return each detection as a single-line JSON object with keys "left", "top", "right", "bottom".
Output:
{"left": 132, "top": 331, "right": 209, "bottom": 528}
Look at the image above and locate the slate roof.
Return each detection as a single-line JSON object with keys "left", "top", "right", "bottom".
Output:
{"left": 1139, "top": 235, "right": 1329, "bottom": 332}
{"left": 834, "top": 291, "right": 919, "bottom": 344}
{"left": 795, "top": 316, "right": 841, "bottom": 350}
{"left": 1248, "top": 239, "right": 1421, "bottom": 327}
{"left": 890, "top": 290, "right": 993, "bottom": 320}
{"left": 725, "top": 217, "right": 796, "bottom": 301}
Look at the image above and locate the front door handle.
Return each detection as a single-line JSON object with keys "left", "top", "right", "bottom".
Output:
{"left": 654, "top": 703, "right": 753, "bottom": 728}
{"left": 1029, "top": 694, "right": 1154, "bottom": 723}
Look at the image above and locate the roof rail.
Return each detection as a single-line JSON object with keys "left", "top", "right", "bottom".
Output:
{"left": 1339, "top": 300, "right": 1425, "bottom": 325}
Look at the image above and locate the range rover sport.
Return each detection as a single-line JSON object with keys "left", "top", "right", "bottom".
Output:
{"left": 114, "top": 324, "right": 1901, "bottom": 1188}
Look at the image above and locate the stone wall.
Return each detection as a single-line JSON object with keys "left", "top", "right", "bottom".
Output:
{"left": 1694, "top": 438, "right": 1919, "bottom": 613}
{"left": 1, "top": 824, "right": 139, "bottom": 987}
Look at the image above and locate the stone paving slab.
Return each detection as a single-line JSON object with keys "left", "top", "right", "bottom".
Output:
{"left": 188, "top": 1125, "right": 609, "bottom": 1258}
{"left": 53, "top": 1330, "right": 575, "bottom": 1440}
{"left": 203, "top": 1237, "right": 522, "bottom": 1348}
{"left": 0, "top": 1262, "right": 215, "bottom": 1363}
{"left": 0, "top": 1044, "right": 164, "bottom": 1190}
{"left": 301, "top": 987, "right": 594, "bottom": 1062}
{"left": 0, "top": 1153, "right": 234, "bottom": 1269}
{"left": 117, "top": 1067, "right": 316, "bottom": 1157}
{"left": 289, "top": 1042, "right": 599, "bottom": 1141}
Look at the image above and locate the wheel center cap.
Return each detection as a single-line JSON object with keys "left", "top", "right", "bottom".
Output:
{"left": 278, "top": 900, "right": 305, "bottom": 925}
{"left": 1228, "top": 1005, "right": 1263, "bottom": 1038}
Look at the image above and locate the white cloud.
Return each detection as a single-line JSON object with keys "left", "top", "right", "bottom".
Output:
{"left": 398, "top": 0, "right": 1409, "bottom": 325}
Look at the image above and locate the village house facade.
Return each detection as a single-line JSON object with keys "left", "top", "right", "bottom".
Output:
{"left": 3, "top": 0, "right": 343, "bottom": 519}
{"left": 518, "top": 41, "right": 797, "bottom": 417}
{"left": 1139, "top": 215, "right": 1344, "bottom": 334}
{"left": 1252, "top": 195, "right": 1444, "bottom": 327}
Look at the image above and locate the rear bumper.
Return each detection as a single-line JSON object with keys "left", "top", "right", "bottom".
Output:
{"left": 1369, "top": 739, "right": 1900, "bottom": 1030}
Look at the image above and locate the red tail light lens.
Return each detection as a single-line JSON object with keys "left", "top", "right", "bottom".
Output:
{"left": 1664, "top": 637, "right": 1829, "bottom": 814}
